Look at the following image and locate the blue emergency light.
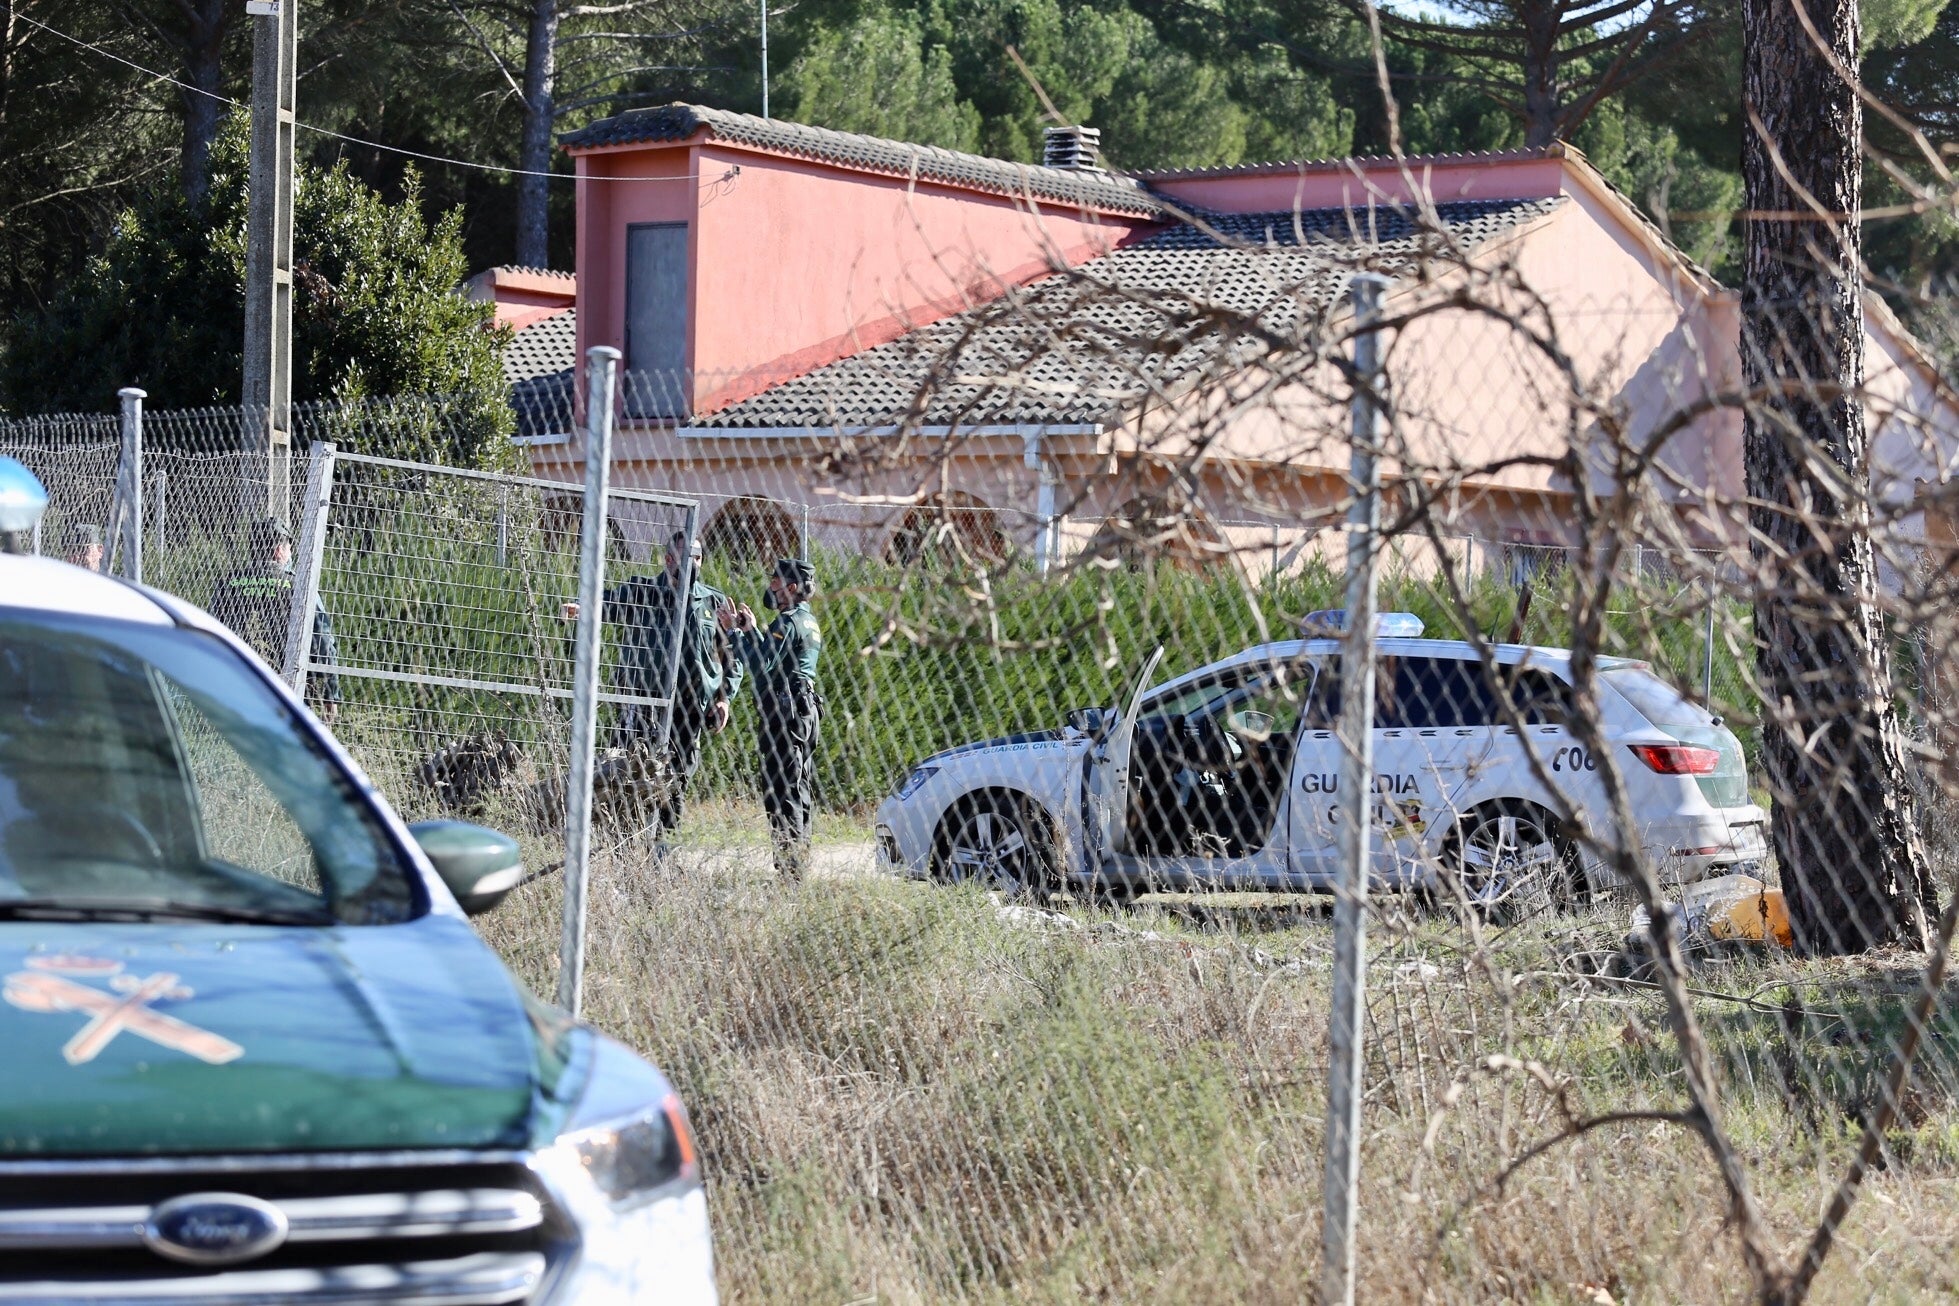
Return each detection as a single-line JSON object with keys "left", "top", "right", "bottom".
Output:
{"left": 0, "top": 456, "right": 48, "bottom": 552}
{"left": 1300, "top": 609, "right": 1426, "bottom": 638}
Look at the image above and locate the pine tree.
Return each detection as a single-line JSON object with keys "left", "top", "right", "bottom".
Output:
{"left": 1740, "top": 0, "right": 1938, "bottom": 953}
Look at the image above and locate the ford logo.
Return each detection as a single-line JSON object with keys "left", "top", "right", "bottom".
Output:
{"left": 143, "top": 1192, "right": 289, "bottom": 1266}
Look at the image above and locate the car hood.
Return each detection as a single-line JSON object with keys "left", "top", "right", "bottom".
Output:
{"left": 0, "top": 915, "right": 549, "bottom": 1157}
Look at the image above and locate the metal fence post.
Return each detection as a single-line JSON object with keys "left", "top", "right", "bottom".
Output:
{"left": 1704, "top": 568, "right": 1718, "bottom": 705}
{"left": 117, "top": 388, "right": 146, "bottom": 583}
{"left": 284, "top": 443, "right": 336, "bottom": 697}
{"left": 154, "top": 469, "right": 169, "bottom": 552}
{"left": 1322, "top": 272, "right": 1390, "bottom": 1306}
{"left": 560, "top": 346, "right": 621, "bottom": 1017}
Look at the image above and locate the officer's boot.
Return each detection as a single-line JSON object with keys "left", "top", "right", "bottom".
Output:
{"left": 774, "top": 837, "right": 806, "bottom": 884}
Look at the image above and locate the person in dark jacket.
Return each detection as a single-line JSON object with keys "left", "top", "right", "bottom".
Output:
{"left": 723, "top": 557, "right": 821, "bottom": 881}
{"left": 563, "top": 532, "right": 742, "bottom": 839}
{"left": 207, "top": 517, "right": 342, "bottom": 722}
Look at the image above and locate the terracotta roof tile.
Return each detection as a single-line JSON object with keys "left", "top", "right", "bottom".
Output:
{"left": 505, "top": 308, "right": 576, "bottom": 436}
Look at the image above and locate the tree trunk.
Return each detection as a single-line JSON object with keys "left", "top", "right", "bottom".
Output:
{"left": 178, "top": 0, "right": 229, "bottom": 206}
{"left": 515, "top": 0, "right": 558, "bottom": 268}
{"left": 1740, "top": 0, "right": 1936, "bottom": 954}
{"left": 1519, "top": 1, "right": 1561, "bottom": 149}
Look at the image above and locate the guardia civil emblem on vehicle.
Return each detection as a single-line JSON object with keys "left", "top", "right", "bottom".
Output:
{"left": 3, "top": 955, "right": 243, "bottom": 1065}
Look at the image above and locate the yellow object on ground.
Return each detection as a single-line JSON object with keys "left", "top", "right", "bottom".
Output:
{"left": 1682, "top": 874, "right": 1794, "bottom": 948}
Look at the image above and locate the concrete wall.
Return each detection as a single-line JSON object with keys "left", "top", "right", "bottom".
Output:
{"left": 574, "top": 145, "right": 701, "bottom": 412}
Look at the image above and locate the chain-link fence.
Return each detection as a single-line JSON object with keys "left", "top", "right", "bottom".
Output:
{"left": 10, "top": 191, "right": 1959, "bottom": 1302}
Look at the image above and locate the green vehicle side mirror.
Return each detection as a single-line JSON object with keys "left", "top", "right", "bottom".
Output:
{"left": 409, "top": 820, "right": 525, "bottom": 916}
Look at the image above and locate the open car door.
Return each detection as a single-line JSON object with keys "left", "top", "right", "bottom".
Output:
{"left": 1084, "top": 646, "right": 1165, "bottom": 864}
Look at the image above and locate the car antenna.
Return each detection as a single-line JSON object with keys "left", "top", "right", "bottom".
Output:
{"left": 1503, "top": 580, "right": 1535, "bottom": 646}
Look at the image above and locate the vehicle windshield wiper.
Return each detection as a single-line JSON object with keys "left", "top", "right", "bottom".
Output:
{"left": 0, "top": 898, "right": 332, "bottom": 926}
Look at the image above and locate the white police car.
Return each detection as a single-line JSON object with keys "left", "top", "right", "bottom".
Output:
{"left": 874, "top": 613, "right": 1766, "bottom": 913}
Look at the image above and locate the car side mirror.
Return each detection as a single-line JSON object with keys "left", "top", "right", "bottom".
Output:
{"left": 1067, "top": 707, "right": 1108, "bottom": 735}
{"left": 409, "top": 820, "right": 525, "bottom": 916}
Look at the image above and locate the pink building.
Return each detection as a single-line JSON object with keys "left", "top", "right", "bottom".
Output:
{"left": 512, "top": 103, "right": 1959, "bottom": 573}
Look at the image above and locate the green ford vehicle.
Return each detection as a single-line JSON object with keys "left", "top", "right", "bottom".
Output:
{"left": 0, "top": 460, "right": 716, "bottom": 1304}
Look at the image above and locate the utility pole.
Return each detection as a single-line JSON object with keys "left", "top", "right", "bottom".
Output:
{"left": 759, "top": 0, "right": 769, "bottom": 117}
{"left": 244, "top": 0, "right": 297, "bottom": 523}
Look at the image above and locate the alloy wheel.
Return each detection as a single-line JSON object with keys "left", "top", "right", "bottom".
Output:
{"left": 945, "top": 806, "right": 1037, "bottom": 894}
{"left": 1458, "top": 809, "right": 1564, "bottom": 919}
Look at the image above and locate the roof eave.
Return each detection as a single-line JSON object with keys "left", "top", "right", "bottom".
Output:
{"left": 565, "top": 128, "right": 710, "bottom": 159}
{"left": 1551, "top": 149, "right": 1724, "bottom": 299}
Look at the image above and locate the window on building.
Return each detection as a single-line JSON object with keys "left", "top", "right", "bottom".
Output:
{"left": 624, "top": 223, "right": 687, "bottom": 418}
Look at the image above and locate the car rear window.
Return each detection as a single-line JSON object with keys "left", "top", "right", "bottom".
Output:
{"left": 1376, "top": 658, "right": 1575, "bottom": 729}
{"left": 1601, "top": 665, "right": 1711, "bottom": 730}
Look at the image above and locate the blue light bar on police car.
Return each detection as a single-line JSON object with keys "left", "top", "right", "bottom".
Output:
{"left": 1299, "top": 609, "right": 1426, "bottom": 638}
{"left": 0, "top": 456, "right": 49, "bottom": 540}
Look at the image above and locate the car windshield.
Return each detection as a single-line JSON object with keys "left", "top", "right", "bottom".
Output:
{"left": 0, "top": 612, "right": 417, "bottom": 925}
{"left": 1601, "top": 664, "right": 1711, "bottom": 731}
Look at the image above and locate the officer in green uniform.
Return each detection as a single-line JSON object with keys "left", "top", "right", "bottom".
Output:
{"left": 723, "top": 558, "right": 821, "bottom": 880}
{"left": 208, "top": 517, "right": 342, "bottom": 722}
{"left": 563, "top": 531, "right": 743, "bottom": 839}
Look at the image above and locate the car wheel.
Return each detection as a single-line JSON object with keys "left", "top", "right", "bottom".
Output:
{"left": 936, "top": 797, "right": 1054, "bottom": 898}
{"left": 1446, "top": 802, "right": 1575, "bottom": 923}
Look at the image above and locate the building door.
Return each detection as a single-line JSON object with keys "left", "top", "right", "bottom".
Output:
{"left": 624, "top": 223, "right": 687, "bottom": 418}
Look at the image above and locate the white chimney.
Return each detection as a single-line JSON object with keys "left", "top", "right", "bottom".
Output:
{"left": 1042, "top": 126, "right": 1103, "bottom": 172}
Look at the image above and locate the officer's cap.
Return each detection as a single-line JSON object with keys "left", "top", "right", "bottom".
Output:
{"left": 249, "top": 516, "right": 294, "bottom": 555}
{"left": 62, "top": 522, "right": 103, "bottom": 550}
{"left": 773, "top": 557, "right": 816, "bottom": 593}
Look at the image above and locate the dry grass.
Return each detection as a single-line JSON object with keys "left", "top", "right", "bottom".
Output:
{"left": 478, "top": 835, "right": 1959, "bottom": 1303}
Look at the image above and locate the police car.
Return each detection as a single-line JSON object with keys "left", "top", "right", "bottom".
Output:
{"left": 874, "top": 613, "right": 1766, "bottom": 913}
{"left": 0, "top": 459, "right": 716, "bottom": 1303}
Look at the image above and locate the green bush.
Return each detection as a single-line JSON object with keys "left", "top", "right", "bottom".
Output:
{"left": 3, "top": 117, "right": 512, "bottom": 466}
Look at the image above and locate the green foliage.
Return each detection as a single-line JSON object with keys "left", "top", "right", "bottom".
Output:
{"left": 1865, "top": 0, "right": 1951, "bottom": 50}
{"left": 784, "top": 8, "right": 983, "bottom": 150}
{"left": 1574, "top": 103, "right": 1745, "bottom": 272}
{"left": 3, "top": 117, "right": 511, "bottom": 464}
{"left": 778, "top": 0, "right": 1351, "bottom": 169}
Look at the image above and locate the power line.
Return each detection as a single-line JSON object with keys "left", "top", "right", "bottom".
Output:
{"left": 15, "top": 13, "right": 706, "bottom": 185}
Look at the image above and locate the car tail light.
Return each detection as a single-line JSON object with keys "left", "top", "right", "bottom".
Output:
{"left": 1629, "top": 743, "right": 1720, "bottom": 775}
